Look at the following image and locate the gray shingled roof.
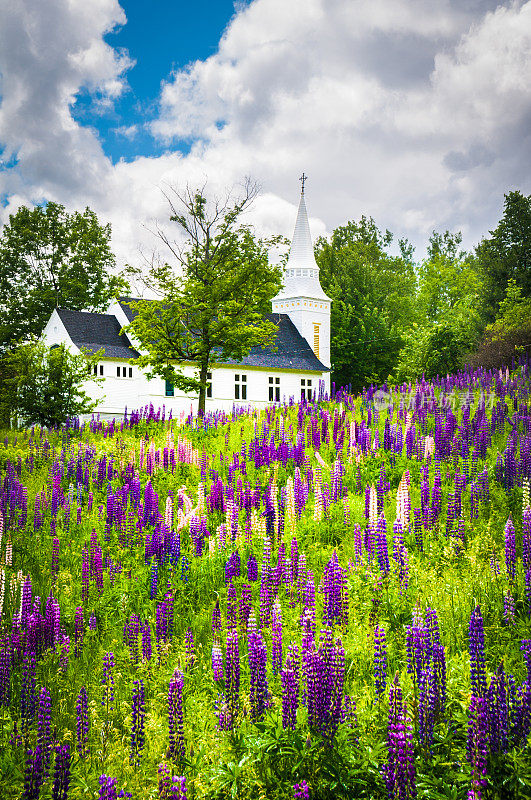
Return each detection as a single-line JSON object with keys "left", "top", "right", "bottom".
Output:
{"left": 56, "top": 308, "right": 139, "bottom": 359}
{"left": 118, "top": 298, "right": 328, "bottom": 372}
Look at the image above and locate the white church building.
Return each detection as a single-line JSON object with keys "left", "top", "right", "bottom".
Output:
{"left": 42, "top": 185, "right": 331, "bottom": 418}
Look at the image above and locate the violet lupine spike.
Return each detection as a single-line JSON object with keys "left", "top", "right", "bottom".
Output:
{"left": 142, "top": 621, "right": 152, "bottom": 662}
{"left": 374, "top": 626, "right": 387, "bottom": 698}
{"left": 76, "top": 686, "right": 89, "bottom": 759}
{"left": 272, "top": 598, "right": 283, "bottom": 675}
{"left": 37, "top": 686, "right": 52, "bottom": 772}
{"left": 467, "top": 696, "right": 489, "bottom": 800}
{"left": 293, "top": 780, "right": 310, "bottom": 799}
{"left": 101, "top": 652, "right": 115, "bottom": 712}
{"left": 168, "top": 668, "right": 185, "bottom": 762}
{"left": 21, "top": 649, "right": 37, "bottom": 735}
{"left": 469, "top": 607, "right": 487, "bottom": 699}
{"left": 51, "top": 743, "right": 71, "bottom": 800}
{"left": 239, "top": 583, "right": 252, "bottom": 629}
{"left": 212, "top": 644, "right": 224, "bottom": 681}
{"left": 504, "top": 517, "right": 516, "bottom": 582}
{"left": 0, "top": 634, "right": 11, "bottom": 708}
{"left": 130, "top": 679, "right": 146, "bottom": 765}
{"left": 22, "top": 746, "right": 45, "bottom": 800}
{"left": 487, "top": 663, "right": 509, "bottom": 754}
{"left": 219, "top": 627, "right": 240, "bottom": 730}
{"left": 248, "top": 626, "right": 269, "bottom": 722}
{"left": 226, "top": 583, "right": 238, "bottom": 631}
{"left": 523, "top": 506, "right": 531, "bottom": 572}
{"left": 168, "top": 776, "right": 187, "bottom": 800}
{"left": 212, "top": 600, "right": 222, "bottom": 634}
{"left": 385, "top": 674, "right": 416, "bottom": 800}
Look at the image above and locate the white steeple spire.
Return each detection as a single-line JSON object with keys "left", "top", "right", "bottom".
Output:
{"left": 272, "top": 177, "right": 331, "bottom": 373}
{"left": 276, "top": 177, "right": 329, "bottom": 301}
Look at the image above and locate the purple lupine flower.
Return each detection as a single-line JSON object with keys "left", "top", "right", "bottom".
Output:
{"left": 227, "top": 583, "right": 238, "bottom": 631}
{"left": 385, "top": 674, "right": 416, "bottom": 800}
{"left": 168, "top": 776, "right": 187, "bottom": 800}
{"left": 467, "top": 696, "right": 488, "bottom": 800}
{"left": 272, "top": 599, "right": 283, "bottom": 675}
{"left": 22, "top": 746, "right": 45, "bottom": 800}
{"left": 504, "top": 518, "right": 516, "bottom": 582}
{"left": 130, "top": 679, "right": 146, "bottom": 765}
{"left": 523, "top": 506, "right": 531, "bottom": 572}
{"left": 212, "top": 600, "right": 222, "bottom": 634}
{"left": 81, "top": 548, "right": 89, "bottom": 603}
{"left": 247, "top": 554, "right": 258, "bottom": 582}
{"left": 322, "top": 551, "right": 348, "bottom": 627}
{"left": 376, "top": 514, "right": 390, "bottom": 575}
{"left": 98, "top": 775, "right": 119, "bottom": 800}
{"left": 158, "top": 763, "right": 171, "bottom": 797}
{"left": 51, "top": 743, "right": 71, "bottom": 800}
{"left": 212, "top": 644, "right": 224, "bottom": 681}
{"left": 21, "top": 649, "right": 37, "bottom": 734}
{"left": 127, "top": 614, "right": 140, "bottom": 665}
{"left": 142, "top": 621, "right": 152, "bottom": 662}
{"left": 168, "top": 669, "right": 185, "bottom": 761}
{"left": 526, "top": 570, "right": 531, "bottom": 617}
{"left": 281, "top": 645, "right": 300, "bottom": 730}
{"left": 487, "top": 663, "right": 509, "bottom": 754}
{"left": 503, "top": 593, "right": 516, "bottom": 626}
{"left": 239, "top": 584, "right": 252, "bottom": 629}
{"left": 0, "top": 634, "right": 11, "bottom": 708}
{"left": 248, "top": 626, "right": 269, "bottom": 722}
{"left": 89, "top": 614, "right": 97, "bottom": 631}
{"left": 293, "top": 780, "right": 309, "bottom": 799}
{"left": 418, "top": 666, "right": 436, "bottom": 749}
{"left": 374, "top": 626, "right": 387, "bottom": 698}
{"left": 469, "top": 607, "right": 487, "bottom": 699}
{"left": 76, "top": 686, "right": 89, "bottom": 758}
{"left": 306, "top": 629, "right": 345, "bottom": 742}
{"left": 101, "top": 652, "right": 115, "bottom": 712}
{"left": 37, "top": 686, "right": 52, "bottom": 771}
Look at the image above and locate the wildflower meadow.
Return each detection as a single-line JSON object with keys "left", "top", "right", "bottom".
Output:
{"left": 1, "top": 367, "right": 531, "bottom": 800}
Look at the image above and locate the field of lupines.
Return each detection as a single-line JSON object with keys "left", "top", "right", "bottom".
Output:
{"left": 1, "top": 367, "right": 531, "bottom": 800}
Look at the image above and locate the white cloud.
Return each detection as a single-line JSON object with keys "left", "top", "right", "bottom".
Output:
{"left": 1, "top": 0, "right": 530, "bottom": 270}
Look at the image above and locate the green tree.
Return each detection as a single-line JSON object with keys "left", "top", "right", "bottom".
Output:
{"left": 0, "top": 202, "right": 127, "bottom": 351}
{"left": 393, "top": 230, "right": 484, "bottom": 382}
{"left": 467, "top": 279, "right": 531, "bottom": 370}
{"left": 315, "top": 217, "right": 416, "bottom": 391}
{"left": 2, "top": 342, "right": 99, "bottom": 428}
{"left": 125, "top": 181, "right": 283, "bottom": 416}
{"left": 475, "top": 190, "right": 531, "bottom": 318}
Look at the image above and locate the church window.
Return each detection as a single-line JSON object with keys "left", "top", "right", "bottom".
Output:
{"left": 116, "top": 365, "right": 131, "bottom": 378}
{"left": 235, "top": 373, "right": 247, "bottom": 400}
{"left": 301, "top": 378, "right": 312, "bottom": 400}
{"left": 165, "top": 380, "right": 174, "bottom": 397}
{"left": 269, "top": 376, "right": 280, "bottom": 402}
{"left": 207, "top": 372, "right": 212, "bottom": 399}
{"left": 313, "top": 324, "right": 320, "bottom": 358}
{"left": 92, "top": 363, "right": 103, "bottom": 377}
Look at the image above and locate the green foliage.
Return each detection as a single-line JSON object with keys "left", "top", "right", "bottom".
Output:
{"left": 475, "top": 190, "right": 531, "bottom": 318}
{"left": 0, "top": 202, "right": 127, "bottom": 351}
{"left": 315, "top": 217, "right": 416, "bottom": 391}
{"left": 467, "top": 279, "right": 531, "bottom": 371}
{"left": 1, "top": 341, "right": 99, "bottom": 427}
{"left": 125, "top": 182, "right": 283, "bottom": 416}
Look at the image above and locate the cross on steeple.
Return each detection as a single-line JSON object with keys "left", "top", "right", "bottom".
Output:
{"left": 299, "top": 172, "right": 308, "bottom": 194}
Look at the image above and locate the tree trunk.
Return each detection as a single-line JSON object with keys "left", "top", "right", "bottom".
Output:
{"left": 197, "top": 360, "right": 208, "bottom": 418}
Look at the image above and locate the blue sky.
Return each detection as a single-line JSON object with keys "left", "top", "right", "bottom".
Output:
{"left": 72, "top": 0, "right": 241, "bottom": 163}
{"left": 0, "top": 0, "right": 530, "bottom": 265}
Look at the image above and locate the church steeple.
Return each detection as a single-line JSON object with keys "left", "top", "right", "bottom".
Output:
{"left": 276, "top": 178, "right": 329, "bottom": 302}
{"left": 272, "top": 178, "right": 331, "bottom": 371}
